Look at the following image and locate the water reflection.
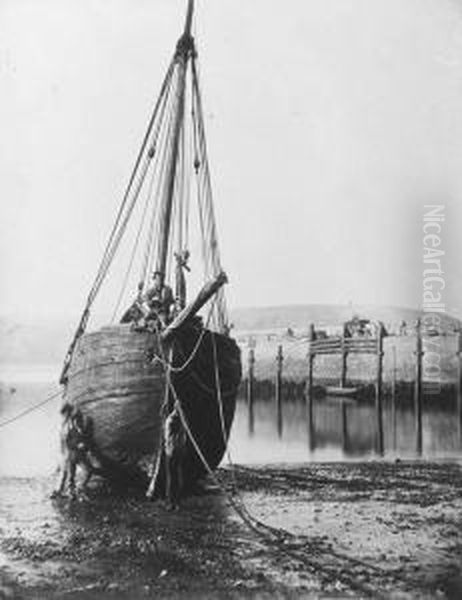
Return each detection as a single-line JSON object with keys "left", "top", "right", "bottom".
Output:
{"left": 228, "top": 394, "right": 462, "bottom": 465}
{"left": 0, "top": 380, "right": 61, "bottom": 477}
{"left": 1, "top": 374, "right": 462, "bottom": 477}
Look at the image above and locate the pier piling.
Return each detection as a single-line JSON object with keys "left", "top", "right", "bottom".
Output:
{"left": 247, "top": 347, "right": 255, "bottom": 401}
{"left": 457, "top": 328, "right": 462, "bottom": 437}
{"left": 307, "top": 324, "right": 315, "bottom": 404}
{"left": 276, "top": 345, "right": 283, "bottom": 437}
{"left": 340, "top": 330, "right": 348, "bottom": 389}
{"left": 392, "top": 344, "right": 397, "bottom": 451}
{"left": 375, "top": 323, "right": 384, "bottom": 455}
{"left": 414, "top": 319, "right": 423, "bottom": 455}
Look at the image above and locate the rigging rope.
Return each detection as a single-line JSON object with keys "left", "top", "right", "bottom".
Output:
{"left": 152, "top": 324, "right": 263, "bottom": 534}
{"left": 190, "top": 57, "right": 228, "bottom": 331}
{"left": 61, "top": 60, "right": 177, "bottom": 381}
{"left": 89, "top": 60, "right": 176, "bottom": 305}
{"left": 0, "top": 389, "right": 62, "bottom": 431}
{"left": 109, "top": 61, "right": 180, "bottom": 322}
{"left": 156, "top": 335, "right": 406, "bottom": 598}
{"left": 110, "top": 167, "right": 158, "bottom": 323}
{"left": 142, "top": 77, "right": 180, "bottom": 285}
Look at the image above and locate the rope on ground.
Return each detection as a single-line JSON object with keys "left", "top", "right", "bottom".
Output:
{"left": 152, "top": 324, "right": 252, "bottom": 528}
{"left": 206, "top": 311, "right": 292, "bottom": 537}
{"left": 154, "top": 325, "right": 284, "bottom": 538}
{"left": 0, "top": 388, "right": 62, "bottom": 431}
{"left": 155, "top": 328, "right": 415, "bottom": 598}
{"left": 166, "top": 370, "right": 266, "bottom": 536}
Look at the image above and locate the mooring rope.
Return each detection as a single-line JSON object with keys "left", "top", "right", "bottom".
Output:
{"left": 153, "top": 322, "right": 419, "bottom": 598}
{"left": 156, "top": 337, "right": 263, "bottom": 534}
{"left": 166, "top": 377, "right": 411, "bottom": 597}
{"left": 0, "top": 388, "right": 62, "bottom": 431}
{"left": 151, "top": 319, "right": 285, "bottom": 537}
{"left": 0, "top": 355, "right": 414, "bottom": 595}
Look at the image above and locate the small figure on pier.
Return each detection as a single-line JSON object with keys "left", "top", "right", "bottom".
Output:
{"left": 344, "top": 316, "right": 373, "bottom": 338}
{"left": 399, "top": 320, "right": 407, "bottom": 336}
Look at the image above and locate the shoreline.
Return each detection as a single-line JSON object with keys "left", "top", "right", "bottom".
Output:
{"left": 1, "top": 461, "right": 461, "bottom": 598}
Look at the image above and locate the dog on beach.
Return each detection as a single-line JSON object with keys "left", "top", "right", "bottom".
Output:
{"left": 52, "top": 403, "right": 100, "bottom": 499}
{"left": 164, "top": 406, "right": 188, "bottom": 510}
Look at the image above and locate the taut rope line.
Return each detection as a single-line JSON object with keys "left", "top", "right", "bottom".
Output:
{"left": 0, "top": 389, "right": 62, "bottom": 431}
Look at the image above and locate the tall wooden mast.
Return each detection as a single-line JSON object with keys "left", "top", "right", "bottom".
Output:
{"left": 155, "top": 0, "right": 195, "bottom": 282}
{"left": 184, "top": 0, "right": 194, "bottom": 36}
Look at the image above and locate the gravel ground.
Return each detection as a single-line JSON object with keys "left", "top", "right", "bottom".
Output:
{"left": 1, "top": 461, "right": 462, "bottom": 599}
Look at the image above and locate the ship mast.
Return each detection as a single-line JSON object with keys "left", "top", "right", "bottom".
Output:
{"left": 184, "top": 0, "right": 194, "bottom": 36}
{"left": 155, "top": 0, "right": 195, "bottom": 283}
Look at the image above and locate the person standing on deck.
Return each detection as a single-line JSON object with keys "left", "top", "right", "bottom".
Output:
{"left": 146, "top": 271, "right": 174, "bottom": 327}
{"left": 174, "top": 249, "right": 190, "bottom": 314}
{"left": 120, "top": 282, "right": 148, "bottom": 325}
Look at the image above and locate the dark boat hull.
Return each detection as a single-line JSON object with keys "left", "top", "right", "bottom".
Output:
{"left": 64, "top": 324, "right": 241, "bottom": 487}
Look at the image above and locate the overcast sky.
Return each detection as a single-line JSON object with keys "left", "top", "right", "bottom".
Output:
{"left": 1, "top": 0, "right": 462, "bottom": 322}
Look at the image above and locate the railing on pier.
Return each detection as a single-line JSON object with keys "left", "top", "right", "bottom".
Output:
{"left": 243, "top": 321, "right": 462, "bottom": 455}
{"left": 306, "top": 322, "right": 385, "bottom": 453}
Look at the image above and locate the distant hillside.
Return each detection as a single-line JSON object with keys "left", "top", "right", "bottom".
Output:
{"left": 0, "top": 317, "right": 74, "bottom": 366}
{"left": 230, "top": 304, "right": 460, "bottom": 333}
{"left": 0, "top": 305, "right": 459, "bottom": 365}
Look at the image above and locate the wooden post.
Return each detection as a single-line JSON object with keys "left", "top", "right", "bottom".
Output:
{"left": 340, "top": 328, "right": 347, "bottom": 389}
{"left": 375, "top": 323, "right": 384, "bottom": 455}
{"left": 341, "top": 400, "right": 350, "bottom": 455}
{"left": 248, "top": 392, "right": 255, "bottom": 436}
{"left": 247, "top": 347, "right": 255, "bottom": 407}
{"left": 306, "top": 324, "right": 315, "bottom": 404}
{"left": 307, "top": 384, "right": 316, "bottom": 452}
{"left": 276, "top": 345, "right": 283, "bottom": 437}
{"left": 392, "top": 344, "right": 397, "bottom": 451}
{"left": 307, "top": 324, "right": 316, "bottom": 451}
{"left": 457, "top": 328, "right": 462, "bottom": 437}
{"left": 414, "top": 319, "right": 423, "bottom": 455}
{"left": 307, "top": 354, "right": 315, "bottom": 405}
{"left": 308, "top": 323, "right": 316, "bottom": 342}
{"left": 247, "top": 347, "right": 255, "bottom": 434}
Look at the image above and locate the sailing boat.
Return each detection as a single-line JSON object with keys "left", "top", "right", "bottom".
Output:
{"left": 59, "top": 0, "right": 242, "bottom": 495}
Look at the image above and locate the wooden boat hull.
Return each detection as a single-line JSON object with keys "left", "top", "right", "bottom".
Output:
{"left": 64, "top": 324, "right": 241, "bottom": 488}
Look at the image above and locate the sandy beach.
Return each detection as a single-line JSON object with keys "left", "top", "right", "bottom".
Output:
{"left": 1, "top": 461, "right": 461, "bottom": 599}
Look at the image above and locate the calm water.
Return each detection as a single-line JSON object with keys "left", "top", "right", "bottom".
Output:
{"left": 1, "top": 367, "right": 461, "bottom": 476}
{"left": 229, "top": 395, "right": 462, "bottom": 464}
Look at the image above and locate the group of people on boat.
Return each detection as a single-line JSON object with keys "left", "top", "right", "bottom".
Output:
{"left": 121, "top": 251, "right": 190, "bottom": 330}
{"left": 120, "top": 272, "right": 174, "bottom": 328}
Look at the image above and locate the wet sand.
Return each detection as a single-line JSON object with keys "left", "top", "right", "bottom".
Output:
{"left": 1, "top": 461, "right": 461, "bottom": 599}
